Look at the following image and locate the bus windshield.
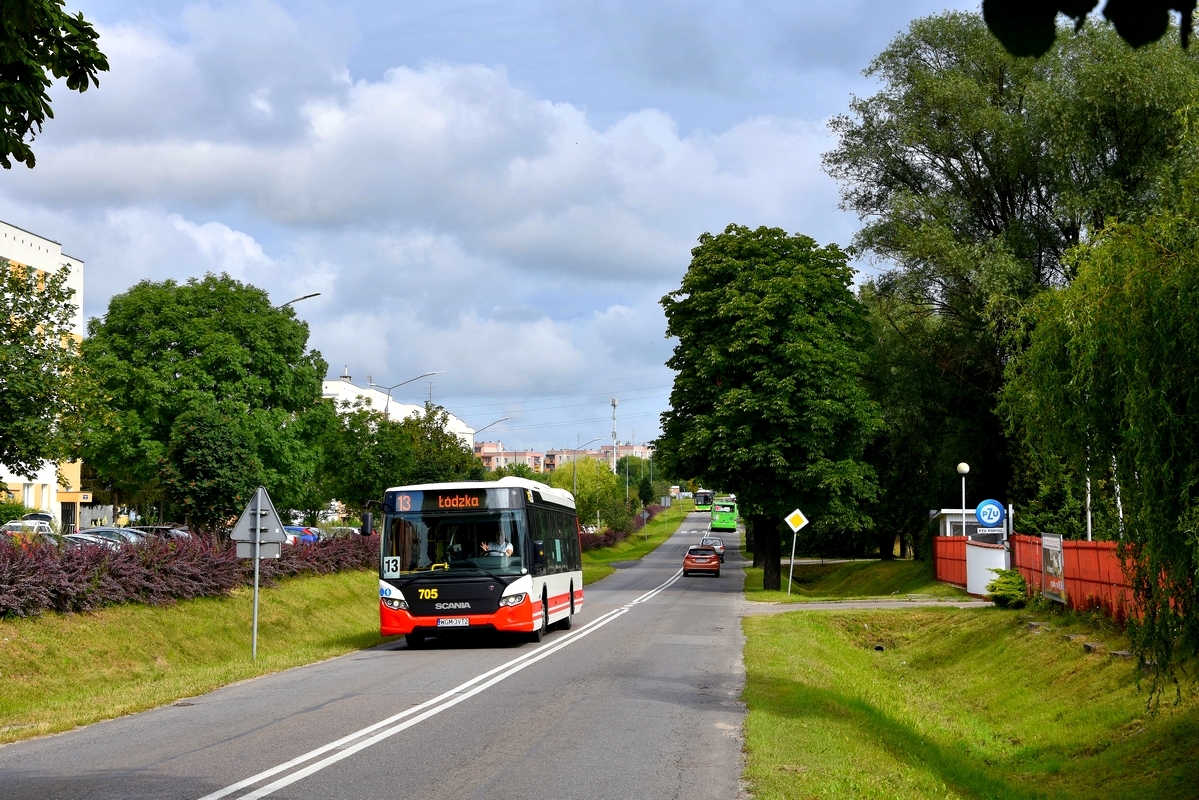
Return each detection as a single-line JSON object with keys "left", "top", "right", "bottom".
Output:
{"left": 381, "top": 511, "right": 527, "bottom": 578}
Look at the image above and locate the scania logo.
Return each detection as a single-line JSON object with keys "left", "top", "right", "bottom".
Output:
{"left": 434, "top": 602, "right": 471, "bottom": 610}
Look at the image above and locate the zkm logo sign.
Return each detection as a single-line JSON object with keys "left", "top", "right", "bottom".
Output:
{"left": 437, "top": 494, "right": 481, "bottom": 509}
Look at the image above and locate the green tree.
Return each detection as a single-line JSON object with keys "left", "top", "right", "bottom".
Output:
{"left": 158, "top": 403, "right": 263, "bottom": 532}
{"left": 637, "top": 474, "right": 654, "bottom": 507}
{"left": 320, "top": 400, "right": 416, "bottom": 514}
{"left": 0, "top": 0, "right": 109, "bottom": 168}
{"left": 1004, "top": 174, "right": 1199, "bottom": 691}
{"left": 543, "top": 457, "right": 618, "bottom": 528}
{"left": 399, "top": 403, "right": 485, "bottom": 485}
{"left": 80, "top": 273, "right": 327, "bottom": 519}
{"left": 659, "top": 225, "right": 882, "bottom": 590}
{"left": 827, "top": 12, "right": 1199, "bottom": 534}
{"left": 983, "top": 1, "right": 1196, "bottom": 57}
{"left": 0, "top": 261, "right": 89, "bottom": 478}
{"left": 487, "top": 463, "right": 536, "bottom": 480}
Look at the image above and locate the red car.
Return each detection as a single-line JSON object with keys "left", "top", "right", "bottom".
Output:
{"left": 683, "top": 545, "right": 720, "bottom": 577}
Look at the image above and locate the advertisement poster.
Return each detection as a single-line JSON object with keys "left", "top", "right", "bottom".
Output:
{"left": 1041, "top": 533, "right": 1066, "bottom": 603}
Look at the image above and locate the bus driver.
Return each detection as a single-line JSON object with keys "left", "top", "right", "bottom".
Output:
{"left": 481, "top": 538, "right": 513, "bottom": 556}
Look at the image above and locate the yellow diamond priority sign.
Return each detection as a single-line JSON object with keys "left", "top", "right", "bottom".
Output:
{"left": 784, "top": 508, "right": 809, "bottom": 533}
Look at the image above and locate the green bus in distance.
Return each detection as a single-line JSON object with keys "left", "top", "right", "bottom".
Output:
{"left": 694, "top": 489, "right": 713, "bottom": 512}
{"left": 710, "top": 498, "right": 738, "bottom": 532}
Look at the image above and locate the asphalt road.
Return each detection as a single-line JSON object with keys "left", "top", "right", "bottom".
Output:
{"left": 0, "top": 512, "right": 746, "bottom": 800}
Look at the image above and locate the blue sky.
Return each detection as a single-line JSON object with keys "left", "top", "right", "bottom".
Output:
{"left": 2, "top": 0, "right": 973, "bottom": 450}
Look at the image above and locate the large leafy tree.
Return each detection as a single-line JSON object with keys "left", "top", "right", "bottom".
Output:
{"left": 1004, "top": 172, "right": 1199, "bottom": 692}
{"left": 0, "top": 0, "right": 109, "bottom": 168}
{"left": 0, "top": 261, "right": 88, "bottom": 478}
{"left": 658, "top": 225, "right": 881, "bottom": 590}
{"left": 80, "top": 273, "right": 327, "bottom": 522}
{"left": 826, "top": 12, "right": 1199, "bottom": 532}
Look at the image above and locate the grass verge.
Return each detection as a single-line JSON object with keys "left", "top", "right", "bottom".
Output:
{"left": 743, "top": 608, "right": 1199, "bottom": 799}
{"left": 0, "top": 569, "right": 391, "bottom": 744}
{"left": 744, "top": 559, "right": 967, "bottom": 602}
{"left": 581, "top": 499, "right": 695, "bottom": 585}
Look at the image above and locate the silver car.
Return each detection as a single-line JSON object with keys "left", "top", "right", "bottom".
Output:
{"left": 700, "top": 536, "right": 725, "bottom": 562}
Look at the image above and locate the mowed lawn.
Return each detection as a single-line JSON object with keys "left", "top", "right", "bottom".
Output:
{"left": 0, "top": 569, "right": 391, "bottom": 744}
{"left": 744, "top": 559, "right": 966, "bottom": 602}
{"left": 581, "top": 499, "right": 695, "bottom": 584}
{"left": 743, "top": 608, "right": 1199, "bottom": 799}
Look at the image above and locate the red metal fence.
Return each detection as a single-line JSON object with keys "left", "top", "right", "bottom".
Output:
{"left": 934, "top": 533, "right": 1133, "bottom": 620}
{"left": 932, "top": 535, "right": 966, "bottom": 587}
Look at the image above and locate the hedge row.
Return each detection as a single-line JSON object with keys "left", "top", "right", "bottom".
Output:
{"left": 0, "top": 535, "right": 379, "bottom": 619}
{"left": 579, "top": 504, "right": 664, "bottom": 551}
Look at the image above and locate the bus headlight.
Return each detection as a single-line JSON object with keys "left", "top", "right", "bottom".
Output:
{"left": 498, "top": 593, "right": 527, "bottom": 607}
{"left": 382, "top": 597, "right": 408, "bottom": 610}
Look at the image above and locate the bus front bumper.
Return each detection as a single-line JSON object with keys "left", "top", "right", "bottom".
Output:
{"left": 380, "top": 601, "right": 536, "bottom": 636}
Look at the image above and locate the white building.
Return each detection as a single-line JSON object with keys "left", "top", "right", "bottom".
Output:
{"left": 0, "top": 220, "right": 90, "bottom": 529}
{"left": 321, "top": 371, "right": 475, "bottom": 448}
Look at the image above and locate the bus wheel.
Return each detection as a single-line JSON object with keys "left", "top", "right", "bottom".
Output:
{"left": 405, "top": 633, "right": 426, "bottom": 649}
{"left": 530, "top": 590, "right": 549, "bottom": 642}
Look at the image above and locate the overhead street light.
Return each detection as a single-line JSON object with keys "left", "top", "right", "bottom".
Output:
{"left": 474, "top": 416, "right": 511, "bottom": 436}
{"left": 277, "top": 292, "right": 321, "bottom": 308}
{"left": 370, "top": 371, "right": 443, "bottom": 418}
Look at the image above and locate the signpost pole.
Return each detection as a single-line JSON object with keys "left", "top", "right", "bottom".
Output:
{"left": 787, "top": 531, "right": 798, "bottom": 596}
{"left": 251, "top": 489, "right": 260, "bottom": 661}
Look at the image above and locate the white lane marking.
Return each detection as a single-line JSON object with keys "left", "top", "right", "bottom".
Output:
{"left": 200, "top": 570, "right": 683, "bottom": 800}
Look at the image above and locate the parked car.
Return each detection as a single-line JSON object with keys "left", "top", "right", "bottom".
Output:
{"left": 700, "top": 536, "right": 726, "bottom": 562}
{"left": 322, "top": 526, "right": 360, "bottom": 540}
{"left": 77, "top": 526, "right": 147, "bottom": 546}
{"left": 1, "top": 520, "right": 60, "bottom": 547}
{"left": 129, "top": 525, "right": 193, "bottom": 541}
{"left": 683, "top": 545, "right": 720, "bottom": 577}
{"left": 21, "top": 512, "right": 54, "bottom": 523}
{"left": 64, "top": 532, "right": 121, "bottom": 550}
{"left": 284, "top": 526, "right": 319, "bottom": 545}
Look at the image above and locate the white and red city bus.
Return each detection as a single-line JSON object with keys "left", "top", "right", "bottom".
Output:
{"left": 377, "top": 477, "right": 584, "bottom": 648}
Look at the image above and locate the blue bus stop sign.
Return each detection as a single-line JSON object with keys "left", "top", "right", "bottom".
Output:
{"left": 975, "top": 499, "right": 1005, "bottom": 528}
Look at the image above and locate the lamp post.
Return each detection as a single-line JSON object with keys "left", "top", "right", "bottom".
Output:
{"left": 276, "top": 292, "right": 321, "bottom": 308}
{"left": 573, "top": 436, "right": 602, "bottom": 498}
{"left": 957, "top": 462, "right": 970, "bottom": 537}
{"left": 369, "top": 371, "right": 443, "bottom": 419}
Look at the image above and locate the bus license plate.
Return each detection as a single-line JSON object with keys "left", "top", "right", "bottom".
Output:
{"left": 437, "top": 617, "right": 469, "bottom": 628}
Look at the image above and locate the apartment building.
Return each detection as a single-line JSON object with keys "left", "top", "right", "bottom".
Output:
{"left": 474, "top": 441, "right": 544, "bottom": 472}
{"left": 0, "top": 220, "right": 90, "bottom": 529}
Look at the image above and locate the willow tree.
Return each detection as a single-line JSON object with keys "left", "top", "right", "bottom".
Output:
{"left": 658, "top": 225, "right": 881, "bottom": 590}
{"left": 827, "top": 12, "right": 1199, "bottom": 533}
{"left": 1004, "top": 172, "right": 1199, "bottom": 693}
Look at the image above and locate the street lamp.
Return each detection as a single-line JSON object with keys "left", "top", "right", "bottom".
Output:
{"left": 474, "top": 416, "right": 511, "bottom": 436}
{"left": 370, "top": 371, "right": 443, "bottom": 418}
{"left": 957, "top": 462, "right": 970, "bottom": 537}
{"left": 573, "top": 436, "right": 602, "bottom": 498}
{"left": 276, "top": 292, "right": 321, "bottom": 308}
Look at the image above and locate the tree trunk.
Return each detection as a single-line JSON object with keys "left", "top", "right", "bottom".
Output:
{"left": 752, "top": 514, "right": 781, "bottom": 590}
{"left": 877, "top": 530, "right": 896, "bottom": 560}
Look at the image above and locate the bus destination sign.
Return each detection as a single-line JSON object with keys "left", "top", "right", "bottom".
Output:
{"left": 387, "top": 488, "right": 520, "bottom": 513}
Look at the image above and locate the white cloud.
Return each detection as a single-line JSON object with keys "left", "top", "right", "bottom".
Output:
{"left": 0, "top": 0, "right": 865, "bottom": 448}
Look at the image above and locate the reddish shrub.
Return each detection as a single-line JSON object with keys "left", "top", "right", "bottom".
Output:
{"left": 0, "top": 534, "right": 379, "bottom": 618}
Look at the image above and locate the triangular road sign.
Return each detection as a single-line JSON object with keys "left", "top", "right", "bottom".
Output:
{"left": 231, "top": 487, "right": 286, "bottom": 544}
{"left": 784, "top": 508, "right": 809, "bottom": 533}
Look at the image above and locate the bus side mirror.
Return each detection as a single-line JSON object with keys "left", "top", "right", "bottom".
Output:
{"left": 532, "top": 540, "right": 546, "bottom": 568}
{"left": 361, "top": 512, "right": 374, "bottom": 537}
